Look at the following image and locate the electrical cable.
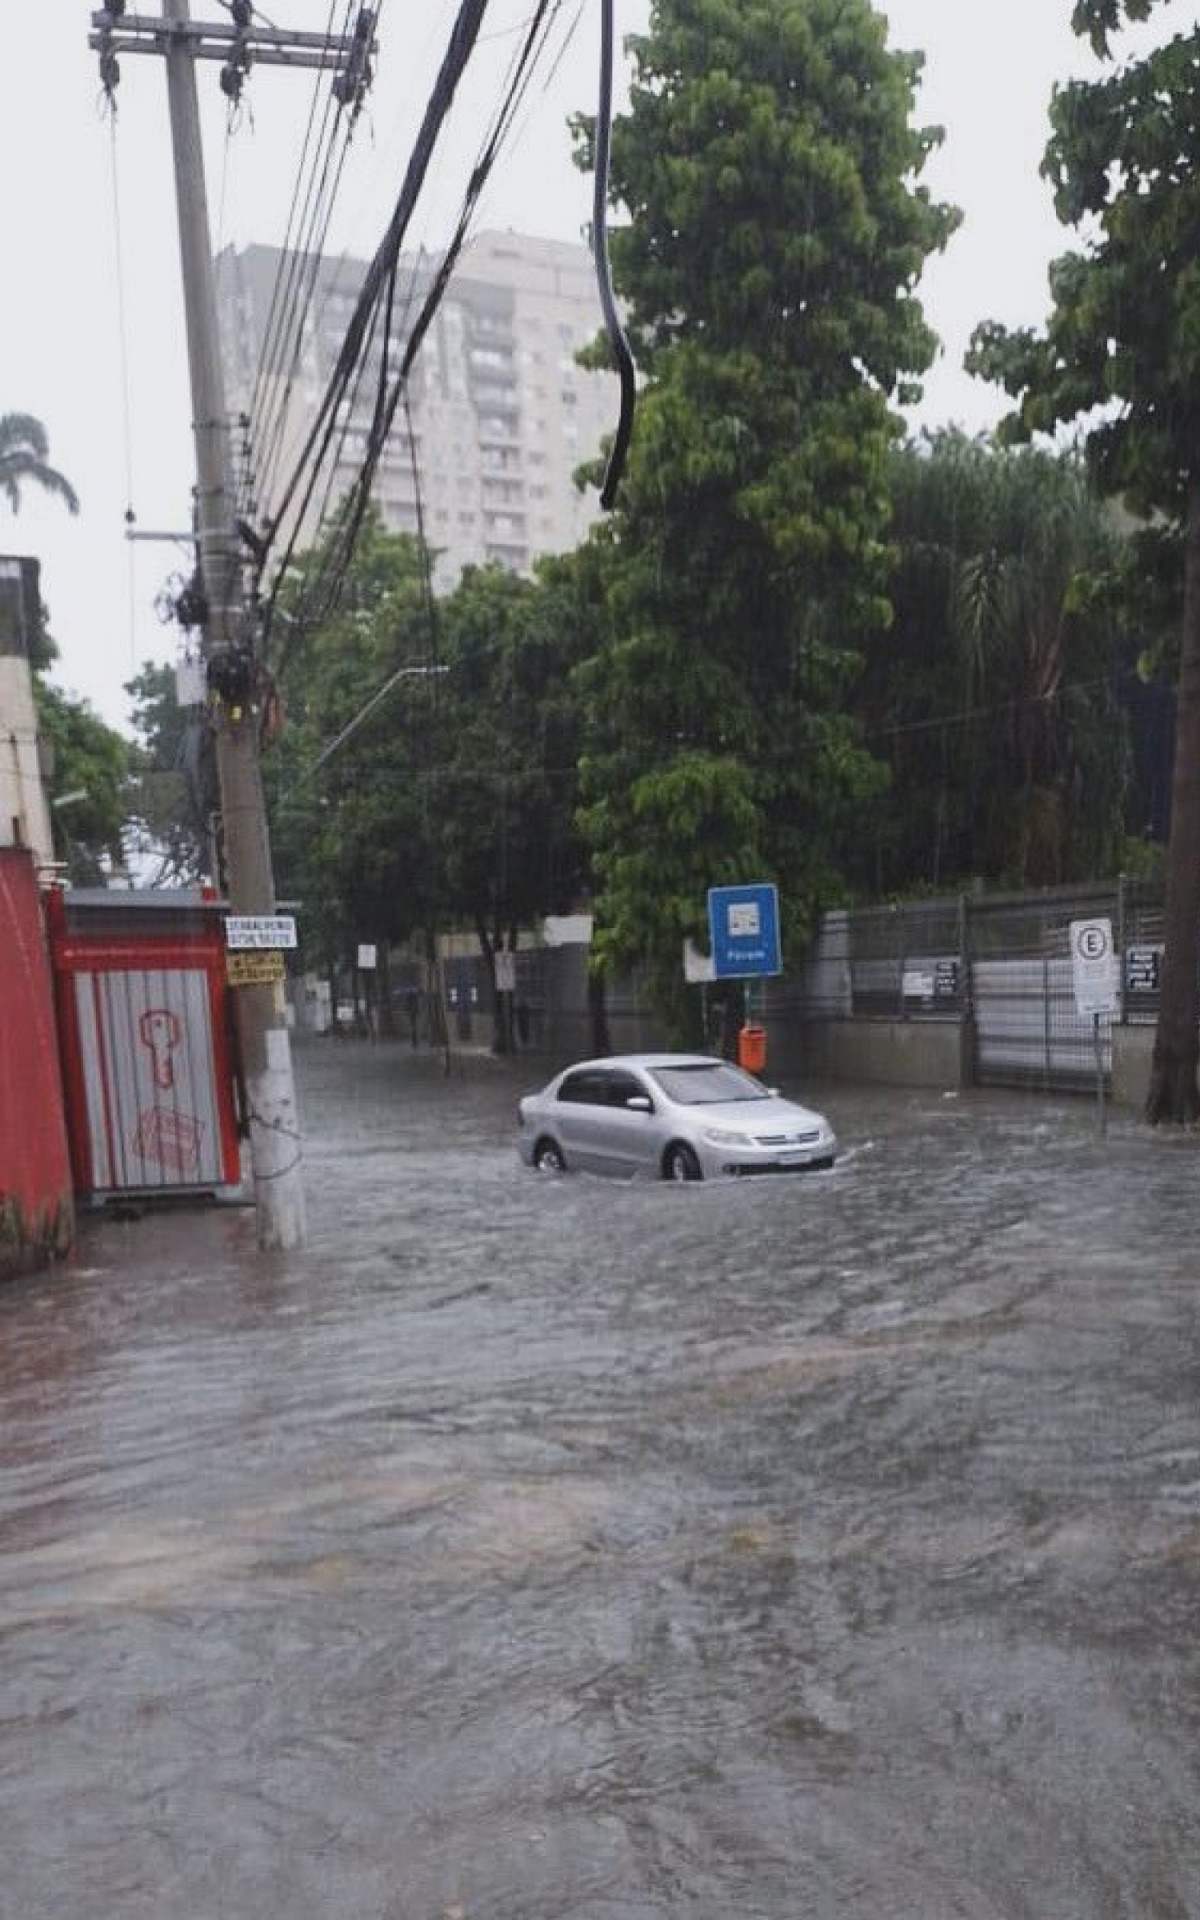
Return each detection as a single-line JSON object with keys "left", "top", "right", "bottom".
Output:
{"left": 245, "top": 3, "right": 358, "bottom": 518}
{"left": 243, "top": 0, "right": 384, "bottom": 524}
{"left": 861, "top": 670, "right": 1134, "bottom": 744}
{"left": 106, "top": 110, "right": 141, "bottom": 669}
{"left": 286, "top": 0, "right": 564, "bottom": 621}
{"left": 258, "top": 0, "right": 496, "bottom": 639}
{"left": 292, "top": 0, "right": 565, "bottom": 626}
{"left": 246, "top": 0, "right": 347, "bottom": 401}
{"left": 269, "top": 250, "right": 428, "bottom": 683}
{"left": 593, "top": 0, "right": 636, "bottom": 509}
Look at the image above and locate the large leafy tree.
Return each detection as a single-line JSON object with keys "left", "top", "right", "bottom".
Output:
{"left": 853, "top": 434, "right": 1132, "bottom": 893}
{"left": 0, "top": 414, "right": 79, "bottom": 517}
{"left": 435, "top": 558, "right": 590, "bottom": 955}
{"left": 968, "top": 0, "right": 1200, "bottom": 1122}
{"left": 124, "top": 661, "right": 214, "bottom": 884}
{"left": 265, "top": 518, "right": 439, "bottom": 974}
{"left": 34, "top": 679, "right": 130, "bottom": 883}
{"left": 573, "top": 0, "right": 959, "bottom": 1030}
{"left": 264, "top": 520, "right": 589, "bottom": 1035}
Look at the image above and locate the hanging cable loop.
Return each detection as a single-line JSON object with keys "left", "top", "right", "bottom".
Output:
{"left": 593, "top": 0, "right": 636, "bottom": 509}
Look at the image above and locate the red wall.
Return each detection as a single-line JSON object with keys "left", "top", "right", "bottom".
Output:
{"left": 0, "top": 850, "right": 73, "bottom": 1278}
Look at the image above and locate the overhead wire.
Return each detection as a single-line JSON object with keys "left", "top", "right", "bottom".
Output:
{"left": 105, "top": 101, "right": 141, "bottom": 670}
{"left": 256, "top": 0, "right": 499, "bottom": 643}
{"left": 593, "top": 0, "right": 635, "bottom": 508}
{"left": 862, "top": 669, "right": 1136, "bottom": 743}
{"left": 243, "top": 3, "right": 362, "bottom": 521}
{"left": 277, "top": 0, "right": 570, "bottom": 636}
{"left": 240, "top": 0, "right": 389, "bottom": 528}
{"left": 243, "top": 0, "right": 350, "bottom": 405}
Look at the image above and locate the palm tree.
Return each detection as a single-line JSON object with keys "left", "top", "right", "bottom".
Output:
{"left": 857, "top": 433, "right": 1129, "bottom": 891}
{"left": 0, "top": 413, "right": 79, "bottom": 515}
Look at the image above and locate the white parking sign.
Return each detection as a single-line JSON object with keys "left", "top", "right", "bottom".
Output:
{"left": 1070, "top": 918, "right": 1120, "bottom": 1017}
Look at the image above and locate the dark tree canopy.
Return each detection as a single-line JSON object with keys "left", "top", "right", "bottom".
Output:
{"left": 263, "top": 518, "right": 589, "bottom": 1007}
{"left": 968, "top": 5, "right": 1200, "bottom": 1122}
{"left": 853, "top": 434, "right": 1133, "bottom": 896}
{"left": 573, "top": 0, "right": 958, "bottom": 1028}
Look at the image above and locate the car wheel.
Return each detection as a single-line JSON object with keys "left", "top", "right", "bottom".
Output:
{"left": 664, "top": 1142, "right": 702, "bottom": 1183}
{"left": 533, "top": 1137, "right": 566, "bottom": 1174}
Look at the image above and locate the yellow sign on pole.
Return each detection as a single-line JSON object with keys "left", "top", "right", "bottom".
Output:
{"left": 227, "top": 949, "right": 287, "bottom": 988}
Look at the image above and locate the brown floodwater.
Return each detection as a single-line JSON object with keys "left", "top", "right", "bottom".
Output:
{"left": 2, "top": 1042, "right": 1199, "bottom": 1917}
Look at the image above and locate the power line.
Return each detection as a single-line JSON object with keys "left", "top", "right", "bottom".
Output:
{"left": 288, "top": 0, "right": 567, "bottom": 631}
{"left": 105, "top": 110, "right": 140, "bottom": 668}
{"left": 257, "top": 0, "right": 495, "bottom": 639}
{"left": 243, "top": 4, "right": 364, "bottom": 515}
{"left": 862, "top": 669, "right": 1136, "bottom": 745}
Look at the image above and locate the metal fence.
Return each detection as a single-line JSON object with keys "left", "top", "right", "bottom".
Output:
{"left": 433, "top": 877, "right": 1170, "bottom": 1095}
{"left": 794, "top": 877, "right": 1168, "bottom": 1092}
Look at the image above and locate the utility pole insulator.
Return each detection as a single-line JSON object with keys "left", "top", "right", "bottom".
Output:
{"left": 89, "top": 9, "right": 380, "bottom": 88}
{"left": 333, "top": 7, "right": 376, "bottom": 111}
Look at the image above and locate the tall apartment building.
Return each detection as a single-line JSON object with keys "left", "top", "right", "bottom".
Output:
{"left": 216, "top": 231, "right": 620, "bottom": 592}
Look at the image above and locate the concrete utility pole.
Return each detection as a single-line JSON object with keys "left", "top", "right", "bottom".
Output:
{"left": 89, "top": 4, "right": 375, "bottom": 1249}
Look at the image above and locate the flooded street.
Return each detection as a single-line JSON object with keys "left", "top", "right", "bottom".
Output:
{"left": 3, "top": 1041, "right": 1200, "bottom": 1918}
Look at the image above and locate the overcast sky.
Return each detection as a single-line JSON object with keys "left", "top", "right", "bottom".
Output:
{"left": 0, "top": 2, "right": 1167, "bottom": 728}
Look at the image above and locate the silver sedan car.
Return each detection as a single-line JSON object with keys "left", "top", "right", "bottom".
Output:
{"left": 517, "top": 1053, "right": 837, "bottom": 1181}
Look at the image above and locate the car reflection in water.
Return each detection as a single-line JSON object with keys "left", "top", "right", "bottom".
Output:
{"left": 517, "top": 1053, "right": 837, "bottom": 1182}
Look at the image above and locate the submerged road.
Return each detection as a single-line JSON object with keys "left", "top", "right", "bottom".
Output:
{"left": 2, "top": 1042, "right": 1199, "bottom": 1918}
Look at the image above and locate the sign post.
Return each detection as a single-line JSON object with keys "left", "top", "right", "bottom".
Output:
{"left": 706, "top": 884, "right": 782, "bottom": 1069}
{"left": 1069, "top": 918, "right": 1120, "bottom": 1137}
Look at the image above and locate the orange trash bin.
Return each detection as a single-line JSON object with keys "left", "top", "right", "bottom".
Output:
{"left": 737, "top": 1024, "right": 767, "bottom": 1074}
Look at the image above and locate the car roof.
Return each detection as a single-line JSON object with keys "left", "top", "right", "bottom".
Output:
{"left": 557, "top": 1053, "right": 723, "bottom": 1073}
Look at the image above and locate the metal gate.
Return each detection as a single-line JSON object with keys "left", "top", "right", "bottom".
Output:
{"left": 47, "top": 888, "right": 241, "bottom": 1200}
{"left": 968, "top": 887, "right": 1121, "bottom": 1092}
{"left": 972, "top": 956, "right": 1112, "bottom": 1091}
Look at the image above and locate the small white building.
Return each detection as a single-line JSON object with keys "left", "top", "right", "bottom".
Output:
{"left": 0, "top": 556, "right": 54, "bottom": 870}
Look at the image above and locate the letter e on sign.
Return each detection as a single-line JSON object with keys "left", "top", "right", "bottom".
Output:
{"left": 1070, "top": 917, "right": 1120, "bottom": 1017}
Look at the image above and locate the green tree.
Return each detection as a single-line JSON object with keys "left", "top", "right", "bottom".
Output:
{"left": 854, "top": 434, "right": 1131, "bottom": 893}
{"left": 124, "top": 660, "right": 214, "bottom": 883}
{"left": 266, "top": 517, "right": 592, "bottom": 1041}
{"left": 968, "top": 0, "right": 1200, "bottom": 1122}
{"left": 573, "top": 0, "right": 959, "bottom": 1032}
{"left": 34, "top": 680, "right": 130, "bottom": 884}
{"left": 0, "top": 414, "right": 79, "bottom": 517}
{"left": 265, "top": 518, "right": 439, "bottom": 981}
{"left": 438, "top": 564, "right": 588, "bottom": 926}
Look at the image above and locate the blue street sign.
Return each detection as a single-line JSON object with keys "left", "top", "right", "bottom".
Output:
{"left": 707, "top": 883, "right": 782, "bottom": 979}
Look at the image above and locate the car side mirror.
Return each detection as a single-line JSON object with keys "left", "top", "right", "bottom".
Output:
{"left": 626, "top": 1094, "right": 653, "bottom": 1113}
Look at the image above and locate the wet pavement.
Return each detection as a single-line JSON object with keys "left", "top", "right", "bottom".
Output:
{"left": 3, "top": 1040, "right": 1200, "bottom": 1918}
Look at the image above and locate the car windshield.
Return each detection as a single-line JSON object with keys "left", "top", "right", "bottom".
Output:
{"left": 649, "top": 1062, "right": 771, "bottom": 1106}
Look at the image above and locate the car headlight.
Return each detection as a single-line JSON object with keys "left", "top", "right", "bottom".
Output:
{"left": 703, "top": 1127, "right": 750, "bottom": 1147}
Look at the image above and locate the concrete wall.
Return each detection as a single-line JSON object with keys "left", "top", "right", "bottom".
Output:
{"left": 1111, "top": 1025, "right": 1154, "bottom": 1112}
{"left": 775, "top": 1017, "right": 973, "bottom": 1092}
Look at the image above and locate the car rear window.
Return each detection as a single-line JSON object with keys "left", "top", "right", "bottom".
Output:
{"left": 649, "top": 1063, "right": 769, "bottom": 1105}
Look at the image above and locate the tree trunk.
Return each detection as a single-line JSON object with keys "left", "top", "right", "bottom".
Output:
{"left": 424, "top": 927, "right": 452, "bottom": 1075}
{"left": 1146, "top": 470, "right": 1200, "bottom": 1124}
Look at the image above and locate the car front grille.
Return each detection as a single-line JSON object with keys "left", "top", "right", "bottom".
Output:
{"left": 753, "top": 1129, "right": 821, "bottom": 1147}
